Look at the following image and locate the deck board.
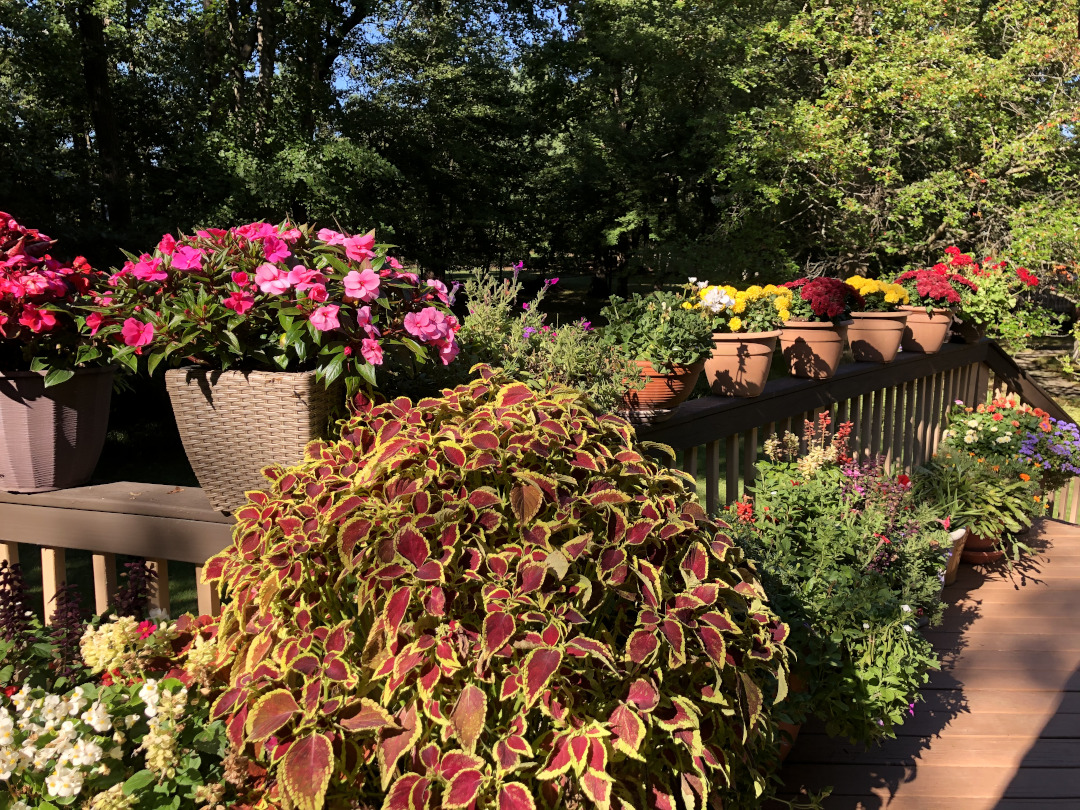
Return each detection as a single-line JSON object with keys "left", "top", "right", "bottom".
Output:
{"left": 780, "top": 519, "right": 1080, "bottom": 808}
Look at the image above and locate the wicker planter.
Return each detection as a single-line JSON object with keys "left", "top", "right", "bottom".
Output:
{"left": 703, "top": 330, "right": 780, "bottom": 397}
{"left": 620, "top": 359, "right": 704, "bottom": 413}
{"left": 943, "top": 526, "right": 970, "bottom": 586}
{"left": 847, "top": 311, "right": 908, "bottom": 363}
{"left": 899, "top": 306, "right": 953, "bottom": 354}
{"left": 961, "top": 531, "right": 1006, "bottom": 564}
{"left": 0, "top": 367, "right": 114, "bottom": 493}
{"left": 779, "top": 320, "right": 851, "bottom": 379}
{"left": 164, "top": 368, "right": 341, "bottom": 513}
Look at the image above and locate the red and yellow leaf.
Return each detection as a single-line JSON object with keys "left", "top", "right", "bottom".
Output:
{"left": 498, "top": 782, "right": 537, "bottom": 810}
{"left": 281, "top": 732, "right": 334, "bottom": 810}
{"left": 443, "top": 768, "right": 485, "bottom": 809}
{"left": 247, "top": 689, "right": 301, "bottom": 742}
{"left": 522, "top": 648, "right": 562, "bottom": 709}
{"left": 450, "top": 683, "right": 487, "bottom": 753}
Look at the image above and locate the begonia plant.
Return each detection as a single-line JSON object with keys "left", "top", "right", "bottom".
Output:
{"left": 202, "top": 368, "right": 793, "bottom": 810}
{"left": 0, "top": 212, "right": 106, "bottom": 385}
{"left": 779, "top": 278, "right": 863, "bottom": 323}
{"left": 94, "top": 222, "right": 461, "bottom": 397}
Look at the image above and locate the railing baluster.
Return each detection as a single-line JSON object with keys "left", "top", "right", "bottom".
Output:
{"left": 196, "top": 564, "right": 222, "bottom": 616}
{"left": 726, "top": 435, "right": 740, "bottom": 506}
{"left": 682, "top": 446, "right": 699, "bottom": 480}
{"left": 974, "top": 363, "right": 990, "bottom": 406}
{"left": 849, "top": 396, "right": 862, "bottom": 455}
{"left": 705, "top": 440, "right": 720, "bottom": 514}
{"left": 1069, "top": 479, "right": 1080, "bottom": 524}
{"left": 860, "top": 392, "right": 873, "bottom": 460}
{"left": 928, "top": 372, "right": 945, "bottom": 455}
{"left": 149, "top": 559, "right": 170, "bottom": 615}
{"left": 92, "top": 553, "right": 117, "bottom": 616}
{"left": 870, "top": 389, "right": 884, "bottom": 460}
{"left": 904, "top": 380, "right": 919, "bottom": 470}
{"left": 882, "top": 387, "right": 897, "bottom": 470}
{"left": 0, "top": 543, "right": 18, "bottom": 566}
{"left": 41, "top": 547, "right": 65, "bottom": 625}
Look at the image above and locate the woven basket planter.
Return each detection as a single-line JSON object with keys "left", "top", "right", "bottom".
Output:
{"left": 164, "top": 368, "right": 341, "bottom": 513}
{"left": 0, "top": 366, "right": 114, "bottom": 492}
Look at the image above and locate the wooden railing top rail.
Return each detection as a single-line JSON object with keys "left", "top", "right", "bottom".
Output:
{"left": 639, "top": 340, "right": 1073, "bottom": 448}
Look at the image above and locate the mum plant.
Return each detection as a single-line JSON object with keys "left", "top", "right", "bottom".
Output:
{"left": 731, "top": 413, "right": 946, "bottom": 744}
{"left": 779, "top": 278, "right": 863, "bottom": 322}
{"left": 599, "top": 290, "right": 714, "bottom": 372}
{"left": 96, "top": 222, "right": 460, "bottom": 396}
{"left": 686, "top": 281, "right": 792, "bottom": 333}
{"left": 893, "top": 265, "right": 977, "bottom": 314}
{"left": 842, "top": 277, "right": 909, "bottom": 311}
{"left": 202, "top": 369, "right": 792, "bottom": 810}
{"left": 0, "top": 212, "right": 106, "bottom": 385}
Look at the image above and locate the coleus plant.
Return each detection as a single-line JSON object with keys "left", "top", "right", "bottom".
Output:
{"left": 202, "top": 367, "right": 791, "bottom": 810}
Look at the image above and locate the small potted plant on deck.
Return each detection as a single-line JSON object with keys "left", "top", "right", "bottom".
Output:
{"left": 600, "top": 290, "right": 713, "bottom": 415}
{"left": 843, "top": 276, "right": 910, "bottom": 363}
{"left": 689, "top": 281, "right": 791, "bottom": 397}
{"left": 0, "top": 212, "right": 112, "bottom": 492}
{"left": 778, "top": 277, "right": 864, "bottom": 378}
{"left": 95, "top": 222, "right": 461, "bottom": 512}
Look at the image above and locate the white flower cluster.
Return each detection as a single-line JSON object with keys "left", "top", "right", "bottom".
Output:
{"left": 699, "top": 285, "right": 736, "bottom": 314}
{"left": 137, "top": 679, "right": 188, "bottom": 778}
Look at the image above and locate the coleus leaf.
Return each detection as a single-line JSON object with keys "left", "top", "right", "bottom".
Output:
{"left": 379, "top": 701, "right": 420, "bottom": 790}
{"left": 247, "top": 689, "right": 301, "bottom": 742}
{"left": 339, "top": 698, "right": 395, "bottom": 732}
{"left": 450, "top": 683, "right": 487, "bottom": 753}
{"left": 280, "top": 732, "right": 333, "bottom": 810}
{"left": 509, "top": 483, "right": 543, "bottom": 524}
{"left": 482, "top": 612, "right": 516, "bottom": 660}
{"left": 581, "top": 769, "right": 614, "bottom": 810}
{"left": 498, "top": 782, "right": 537, "bottom": 810}
{"left": 383, "top": 773, "right": 431, "bottom": 810}
{"left": 609, "top": 704, "right": 646, "bottom": 760}
{"left": 443, "top": 768, "right": 485, "bottom": 809}
{"left": 522, "top": 648, "right": 562, "bottom": 709}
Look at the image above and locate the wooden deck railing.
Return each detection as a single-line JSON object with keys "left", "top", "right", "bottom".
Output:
{"left": 2, "top": 339, "right": 1076, "bottom": 622}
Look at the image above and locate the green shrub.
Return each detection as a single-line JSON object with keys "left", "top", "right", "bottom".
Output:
{"left": 204, "top": 368, "right": 791, "bottom": 810}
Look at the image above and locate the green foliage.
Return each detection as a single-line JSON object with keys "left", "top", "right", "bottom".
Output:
{"left": 455, "top": 269, "right": 639, "bottom": 412}
{"left": 599, "top": 291, "right": 714, "bottom": 372}
{"left": 203, "top": 368, "right": 791, "bottom": 810}
{"left": 732, "top": 415, "right": 946, "bottom": 745}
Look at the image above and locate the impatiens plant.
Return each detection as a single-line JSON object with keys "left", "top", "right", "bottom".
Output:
{"left": 779, "top": 278, "right": 863, "bottom": 322}
{"left": 0, "top": 212, "right": 106, "bottom": 384}
{"left": 202, "top": 368, "right": 792, "bottom": 810}
{"left": 95, "top": 222, "right": 461, "bottom": 396}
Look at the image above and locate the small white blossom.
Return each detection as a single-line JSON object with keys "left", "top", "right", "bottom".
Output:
{"left": 902, "top": 624, "right": 913, "bottom": 633}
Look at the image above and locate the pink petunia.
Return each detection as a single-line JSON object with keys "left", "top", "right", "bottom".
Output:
{"left": 223, "top": 291, "right": 255, "bottom": 315}
{"left": 170, "top": 246, "right": 206, "bottom": 271}
{"left": 344, "top": 233, "right": 376, "bottom": 262}
{"left": 85, "top": 312, "right": 105, "bottom": 335}
{"left": 403, "top": 307, "right": 453, "bottom": 343}
{"left": 310, "top": 304, "right": 341, "bottom": 332}
{"left": 121, "top": 318, "right": 154, "bottom": 349}
{"left": 343, "top": 268, "right": 381, "bottom": 302}
{"left": 132, "top": 254, "right": 167, "bottom": 282}
{"left": 254, "top": 263, "right": 292, "bottom": 295}
{"left": 18, "top": 305, "right": 57, "bottom": 333}
{"left": 157, "top": 234, "right": 177, "bottom": 255}
{"left": 317, "top": 228, "right": 347, "bottom": 246}
{"left": 263, "top": 235, "right": 291, "bottom": 264}
{"left": 360, "top": 338, "right": 383, "bottom": 365}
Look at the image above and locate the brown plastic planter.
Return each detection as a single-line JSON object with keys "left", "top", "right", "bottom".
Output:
{"left": 164, "top": 368, "right": 341, "bottom": 513}
{"left": 620, "top": 359, "right": 705, "bottom": 413}
{"left": 0, "top": 367, "right": 114, "bottom": 493}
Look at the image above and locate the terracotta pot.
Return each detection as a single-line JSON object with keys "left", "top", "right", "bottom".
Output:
{"left": 703, "top": 330, "right": 780, "bottom": 397}
{"left": 951, "top": 316, "right": 986, "bottom": 344}
{"left": 0, "top": 367, "right": 114, "bottom": 493}
{"left": 846, "top": 311, "right": 908, "bottom": 363}
{"left": 961, "top": 531, "right": 1006, "bottom": 564}
{"left": 899, "top": 306, "right": 953, "bottom": 354}
{"left": 943, "top": 526, "right": 970, "bottom": 586}
{"left": 779, "top": 320, "right": 851, "bottom": 379}
{"left": 620, "top": 359, "right": 704, "bottom": 412}
{"left": 164, "top": 368, "right": 341, "bottom": 513}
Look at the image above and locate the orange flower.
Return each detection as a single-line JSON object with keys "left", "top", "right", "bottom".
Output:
{"left": 1034, "top": 495, "right": 1042, "bottom": 503}
{"left": 1020, "top": 473, "right": 1031, "bottom": 481}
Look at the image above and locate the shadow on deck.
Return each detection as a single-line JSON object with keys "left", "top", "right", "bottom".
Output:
{"left": 778, "top": 518, "right": 1080, "bottom": 810}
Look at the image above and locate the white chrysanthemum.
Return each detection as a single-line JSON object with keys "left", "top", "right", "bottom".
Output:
{"left": 700, "top": 286, "right": 736, "bottom": 314}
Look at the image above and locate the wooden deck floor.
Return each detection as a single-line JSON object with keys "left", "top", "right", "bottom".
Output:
{"left": 779, "top": 518, "right": 1080, "bottom": 810}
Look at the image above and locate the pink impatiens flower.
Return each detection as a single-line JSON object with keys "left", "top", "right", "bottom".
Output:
{"left": 223, "top": 291, "right": 255, "bottom": 315}
{"left": 233, "top": 222, "right": 277, "bottom": 241}
{"left": 355, "top": 305, "right": 379, "bottom": 337}
{"left": 85, "top": 312, "right": 105, "bottom": 335}
{"left": 310, "top": 305, "right": 341, "bottom": 332}
{"left": 344, "top": 233, "right": 376, "bottom": 262}
{"left": 316, "top": 228, "right": 347, "bottom": 246}
{"left": 254, "top": 263, "right": 291, "bottom": 295}
{"left": 343, "top": 268, "right": 380, "bottom": 302}
{"left": 286, "top": 266, "right": 326, "bottom": 292}
{"left": 231, "top": 271, "right": 250, "bottom": 287}
{"left": 262, "top": 235, "right": 291, "bottom": 263}
{"left": 18, "top": 305, "right": 57, "bottom": 333}
{"left": 170, "top": 246, "right": 206, "bottom": 271}
{"left": 306, "top": 284, "right": 328, "bottom": 303}
{"left": 435, "top": 338, "right": 460, "bottom": 366}
{"left": 361, "top": 338, "right": 383, "bottom": 365}
{"left": 132, "top": 254, "right": 167, "bottom": 282}
{"left": 157, "top": 233, "right": 177, "bottom": 255}
{"left": 121, "top": 318, "right": 154, "bottom": 349}
{"left": 403, "top": 307, "right": 453, "bottom": 342}
{"left": 425, "top": 279, "right": 450, "bottom": 303}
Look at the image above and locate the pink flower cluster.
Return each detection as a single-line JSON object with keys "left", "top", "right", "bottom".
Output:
{"left": 894, "top": 265, "right": 977, "bottom": 306}
{"left": 0, "top": 212, "right": 97, "bottom": 340}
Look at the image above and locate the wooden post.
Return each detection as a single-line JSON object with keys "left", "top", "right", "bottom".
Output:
{"left": 860, "top": 392, "right": 873, "bottom": 460}
{"left": 849, "top": 397, "right": 862, "bottom": 457}
{"left": 742, "top": 427, "right": 758, "bottom": 491}
{"left": 870, "top": 389, "right": 884, "bottom": 460}
{"left": 196, "top": 564, "right": 222, "bottom": 616}
{"left": 41, "top": 547, "right": 65, "bottom": 625}
{"left": 903, "top": 381, "right": 917, "bottom": 472}
{"left": 92, "top": 553, "right": 117, "bottom": 616}
{"left": 725, "top": 434, "right": 739, "bottom": 505}
{"left": 682, "top": 446, "right": 698, "bottom": 480}
{"left": 0, "top": 543, "right": 18, "bottom": 567}
{"left": 148, "top": 559, "right": 170, "bottom": 615}
{"left": 705, "top": 440, "right": 720, "bottom": 515}
{"left": 882, "top": 387, "right": 897, "bottom": 471}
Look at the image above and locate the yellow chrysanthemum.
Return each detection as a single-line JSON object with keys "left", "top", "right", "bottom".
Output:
{"left": 732, "top": 300, "right": 746, "bottom": 314}
{"left": 763, "top": 284, "right": 778, "bottom": 294}
{"left": 728, "top": 316, "right": 743, "bottom": 331}
{"left": 682, "top": 301, "right": 695, "bottom": 310}
{"left": 779, "top": 309, "right": 791, "bottom": 322}
{"left": 723, "top": 285, "right": 737, "bottom": 298}
{"left": 745, "top": 285, "right": 763, "bottom": 298}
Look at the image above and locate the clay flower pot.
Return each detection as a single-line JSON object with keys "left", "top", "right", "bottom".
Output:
{"left": 0, "top": 367, "right": 114, "bottom": 492}
{"left": 703, "top": 330, "right": 780, "bottom": 397}
{"left": 961, "top": 531, "right": 1006, "bottom": 564}
{"left": 779, "top": 320, "right": 851, "bottom": 379}
{"left": 943, "top": 526, "right": 970, "bottom": 586}
{"left": 899, "top": 306, "right": 953, "bottom": 354}
{"left": 847, "top": 311, "right": 908, "bottom": 363}
{"left": 620, "top": 359, "right": 704, "bottom": 413}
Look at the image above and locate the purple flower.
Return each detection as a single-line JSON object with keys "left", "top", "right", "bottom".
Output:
{"left": 523, "top": 327, "right": 537, "bottom": 338}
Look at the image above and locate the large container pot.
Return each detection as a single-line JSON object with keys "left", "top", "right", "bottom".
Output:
{"left": 943, "top": 526, "right": 970, "bottom": 586}
{"left": 620, "top": 359, "right": 704, "bottom": 413}
{"left": 164, "top": 368, "right": 341, "bottom": 513}
{"left": 899, "top": 306, "right": 953, "bottom": 354}
{"left": 0, "top": 367, "right": 114, "bottom": 493}
{"left": 846, "top": 311, "right": 908, "bottom": 363}
{"left": 961, "top": 531, "right": 1006, "bottom": 564}
{"left": 704, "top": 330, "right": 780, "bottom": 397}
{"left": 779, "top": 320, "right": 851, "bottom": 379}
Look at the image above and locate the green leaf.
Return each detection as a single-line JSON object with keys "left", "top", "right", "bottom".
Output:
{"left": 123, "top": 769, "right": 158, "bottom": 795}
{"left": 43, "top": 369, "right": 75, "bottom": 388}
